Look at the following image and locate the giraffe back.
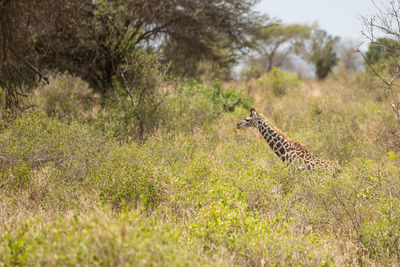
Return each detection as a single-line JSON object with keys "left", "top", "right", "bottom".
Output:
{"left": 237, "top": 107, "right": 339, "bottom": 173}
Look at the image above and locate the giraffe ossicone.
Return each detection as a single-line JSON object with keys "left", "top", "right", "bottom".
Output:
{"left": 237, "top": 107, "right": 338, "bottom": 172}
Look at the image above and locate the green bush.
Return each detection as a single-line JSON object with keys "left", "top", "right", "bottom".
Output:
{"left": 0, "top": 211, "right": 218, "bottom": 266}
{"left": 256, "top": 67, "right": 300, "bottom": 97}
{"left": 0, "top": 112, "right": 110, "bottom": 214}
{"left": 90, "top": 143, "right": 168, "bottom": 211}
{"left": 241, "top": 65, "right": 265, "bottom": 80}
{"left": 361, "top": 198, "right": 400, "bottom": 263}
{"left": 159, "top": 80, "right": 253, "bottom": 134}
{"left": 0, "top": 108, "right": 399, "bottom": 265}
{"left": 98, "top": 47, "right": 168, "bottom": 140}
{"left": 2, "top": 69, "right": 400, "bottom": 265}
{"left": 365, "top": 38, "right": 400, "bottom": 75}
{"left": 100, "top": 57, "right": 252, "bottom": 140}
{"left": 0, "top": 112, "right": 106, "bottom": 177}
{"left": 208, "top": 82, "right": 253, "bottom": 112}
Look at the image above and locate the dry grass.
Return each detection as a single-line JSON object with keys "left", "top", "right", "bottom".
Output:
{"left": 0, "top": 70, "right": 399, "bottom": 265}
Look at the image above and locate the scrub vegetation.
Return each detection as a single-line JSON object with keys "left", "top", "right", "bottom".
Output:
{"left": 1, "top": 0, "right": 400, "bottom": 265}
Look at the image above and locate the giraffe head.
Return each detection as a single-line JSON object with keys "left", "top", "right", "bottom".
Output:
{"left": 236, "top": 107, "right": 261, "bottom": 129}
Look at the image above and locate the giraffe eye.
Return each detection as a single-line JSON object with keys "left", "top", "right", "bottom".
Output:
{"left": 244, "top": 116, "right": 252, "bottom": 121}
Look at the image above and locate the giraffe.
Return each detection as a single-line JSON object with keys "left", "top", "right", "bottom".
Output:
{"left": 236, "top": 107, "right": 338, "bottom": 172}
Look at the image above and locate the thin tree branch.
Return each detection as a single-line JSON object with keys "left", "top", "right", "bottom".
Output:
{"left": 358, "top": 49, "right": 391, "bottom": 86}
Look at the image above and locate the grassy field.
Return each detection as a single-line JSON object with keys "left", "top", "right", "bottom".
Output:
{"left": 1, "top": 69, "right": 400, "bottom": 266}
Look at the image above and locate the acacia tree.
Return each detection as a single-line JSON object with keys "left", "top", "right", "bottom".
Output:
{"left": 0, "top": 0, "right": 78, "bottom": 112}
{"left": 37, "top": 0, "right": 262, "bottom": 91}
{"left": 157, "top": 0, "right": 263, "bottom": 76}
{"left": 299, "top": 27, "right": 339, "bottom": 79}
{"left": 242, "top": 23, "right": 311, "bottom": 79}
{"left": 253, "top": 23, "right": 311, "bottom": 72}
{"left": 242, "top": 23, "right": 340, "bottom": 80}
{"left": 1, "top": 0, "right": 262, "bottom": 112}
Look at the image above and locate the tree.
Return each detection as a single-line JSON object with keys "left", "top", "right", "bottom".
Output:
{"left": 242, "top": 23, "right": 341, "bottom": 80}
{"left": 0, "top": 0, "right": 81, "bottom": 112}
{"left": 299, "top": 27, "right": 340, "bottom": 79}
{"left": 1, "top": 0, "right": 263, "bottom": 112}
{"left": 360, "top": 0, "right": 400, "bottom": 146}
{"left": 36, "top": 0, "right": 263, "bottom": 89}
{"left": 253, "top": 23, "right": 311, "bottom": 72}
{"left": 336, "top": 39, "right": 363, "bottom": 73}
{"left": 364, "top": 37, "right": 400, "bottom": 74}
{"left": 242, "top": 23, "right": 311, "bottom": 79}
{"left": 157, "top": 0, "right": 264, "bottom": 77}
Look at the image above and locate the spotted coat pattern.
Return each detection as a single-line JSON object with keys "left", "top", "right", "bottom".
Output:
{"left": 237, "top": 107, "right": 338, "bottom": 171}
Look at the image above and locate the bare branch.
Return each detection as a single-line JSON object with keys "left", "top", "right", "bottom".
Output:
{"left": 120, "top": 60, "right": 136, "bottom": 108}
{"left": 358, "top": 49, "right": 390, "bottom": 86}
{"left": 359, "top": 0, "right": 400, "bottom": 142}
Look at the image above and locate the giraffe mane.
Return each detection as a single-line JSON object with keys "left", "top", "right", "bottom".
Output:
{"left": 291, "top": 140, "right": 309, "bottom": 152}
{"left": 258, "top": 113, "right": 309, "bottom": 153}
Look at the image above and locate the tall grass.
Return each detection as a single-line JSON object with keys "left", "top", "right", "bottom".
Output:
{"left": 0, "top": 70, "right": 399, "bottom": 265}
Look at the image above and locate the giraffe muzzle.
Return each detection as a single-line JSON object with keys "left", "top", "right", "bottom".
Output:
{"left": 236, "top": 122, "right": 245, "bottom": 129}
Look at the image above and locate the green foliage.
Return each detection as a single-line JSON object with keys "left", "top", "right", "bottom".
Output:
{"left": 299, "top": 28, "right": 339, "bottom": 79}
{"left": 100, "top": 77, "right": 253, "bottom": 139}
{"left": 288, "top": 160, "right": 400, "bottom": 264}
{"left": 0, "top": 112, "right": 104, "bottom": 172}
{"left": 0, "top": 106, "right": 398, "bottom": 265}
{"left": 256, "top": 67, "right": 301, "bottom": 96}
{"left": 2, "top": 1, "right": 399, "bottom": 265}
{"left": 9, "top": 163, "right": 31, "bottom": 189}
{"left": 361, "top": 197, "right": 400, "bottom": 263}
{"left": 0, "top": 211, "right": 217, "bottom": 266}
{"left": 246, "top": 23, "right": 311, "bottom": 74}
{"left": 98, "top": 32, "right": 253, "bottom": 141}
{"left": 100, "top": 46, "right": 168, "bottom": 140}
{"left": 241, "top": 65, "right": 265, "bottom": 80}
{"left": 0, "top": 68, "right": 399, "bottom": 265}
{"left": 3, "top": 223, "right": 29, "bottom": 266}
{"left": 365, "top": 37, "right": 400, "bottom": 74}
{"left": 208, "top": 83, "right": 254, "bottom": 112}
{"left": 0, "top": 111, "right": 109, "bottom": 212}
{"left": 302, "top": 98, "right": 390, "bottom": 161}
{"left": 90, "top": 144, "right": 167, "bottom": 211}
{"left": 162, "top": 81, "right": 253, "bottom": 132}
{"left": 1, "top": 0, "right": 263, "bottom": 113}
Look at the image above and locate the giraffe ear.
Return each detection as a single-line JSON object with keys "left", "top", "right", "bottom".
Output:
{"left": 250, "top": 106, "right": 258, "bottom": 117}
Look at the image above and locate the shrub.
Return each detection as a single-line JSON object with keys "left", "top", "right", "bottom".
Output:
{"left": 256, "top": 67, "right": 300, "bottom": 97}
{"left": 241, "top": 65, "right": 265, "bottom": 80}
{"left": 89, "top": 143, "right": 168, "bottom": 211}
{"left": 0, "top": 211, "right": 217, "bottom": 266}
{"left": 0, "top": 111, "right": 173, "bottom": 213}
{"left": 0, "top": 112, "right": 105, "bottom": 176}
{"left": 2, "top": 67, "right": 400, "bottom": 265}
{"left": 0, "top": 111, "right": 110, "bottom": 215}
{"left": 32, "top": 73, "right": 97, "bottom": 118}
{"left": 99, "top": 38, "right": 170, "bottom": 140}
{"left": 360, "top": 198, "right": 400, "bottom": 263}
{"left": 208, "top": 82, "right": 254, "bottom": 112}
{"left": 159, "top": 80, "right": 253, "bottom": 134}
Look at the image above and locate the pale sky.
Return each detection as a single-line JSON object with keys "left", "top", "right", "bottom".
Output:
{"left": 256, "top": 0, "right": 379, "bottom": 46}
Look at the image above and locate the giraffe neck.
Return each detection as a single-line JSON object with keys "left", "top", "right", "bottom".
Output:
{"left": 256, "top": 119, "right": 292, "bottom": 162}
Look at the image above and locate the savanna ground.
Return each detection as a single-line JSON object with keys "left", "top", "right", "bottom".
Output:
{"left": 1, "top": 65, "right": 400, "bottom": 266}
